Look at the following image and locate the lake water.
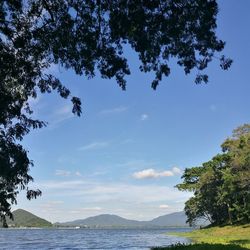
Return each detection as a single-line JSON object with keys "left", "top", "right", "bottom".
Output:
{"left": 0, "top": 228, "right": 192, "bottom": 249}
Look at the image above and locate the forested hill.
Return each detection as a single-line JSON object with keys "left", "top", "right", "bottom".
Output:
{"left": 150, "top": 211, "right": 189, "bottom": 227}
{"left": 56, "top": 211, "right": 207, "bottom": 228}
{"left": 3, "top": 209, "right": 204, "bottom": 228}
{"left": 58, "top": 214, "right": 148, "bottom": 227}
{"left": 5, "top": 209, "right": 52, "bottom": 228}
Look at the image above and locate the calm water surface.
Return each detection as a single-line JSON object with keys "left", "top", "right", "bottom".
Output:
{"left": 0, "top": 228, "right": 192, "bottom": 249}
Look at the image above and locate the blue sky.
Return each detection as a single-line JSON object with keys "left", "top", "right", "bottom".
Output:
{"left": 15, "top": 0, "right": 250, "bottom": 223}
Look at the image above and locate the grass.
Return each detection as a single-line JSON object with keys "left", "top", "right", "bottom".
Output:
{"left": 152, "top": 224, "right": 250, "bottom": 250}
{"left": 152, "top": 243, "right": 249, "bottom": 250}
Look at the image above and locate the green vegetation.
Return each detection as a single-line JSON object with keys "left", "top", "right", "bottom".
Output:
{"left": 176, "top": 124, "right": 250, "bottom": 226}
{"left": 5, "top": 209, "right": 52, "bottom": 228}
{"left": 152, "top": 244, "right": 249, "bottom": 250}
{"left": 152, "top": 225, "right": 250, "bottom": 250}
{"left": 177, "top": 225, "right": 250, "bottom": 248}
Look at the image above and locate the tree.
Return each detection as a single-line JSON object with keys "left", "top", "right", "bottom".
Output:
{"left": 221, "top": 124, "right": 250, "bottom": 223}
{"left": 177, "top": 124, "right": 250, "bottom": 226}
{"left": 0, "top": 0, "right": 232, "bottom": 224}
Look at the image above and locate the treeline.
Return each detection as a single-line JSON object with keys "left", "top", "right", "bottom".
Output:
{"left": 177, "top": 124, "right": 250, "bottom": 226}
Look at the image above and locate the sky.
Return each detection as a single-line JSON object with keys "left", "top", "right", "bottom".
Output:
{"left": 14, "top": 0, "right": 250, "bottom": 223}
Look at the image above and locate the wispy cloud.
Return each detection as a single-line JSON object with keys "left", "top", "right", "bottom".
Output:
{"left": 41, "top": 200, "right": 64, "bottom": 208}
{"left": 116, "top": 160, "right": 157, "bottom": 169}
{"left": 100, "top": 106, "right": 128, "bottom": 115}
{"left": 133, "top": 167, "right": 182, "bottom": 179}
{"left": 56, "top": 104, "right": 72, "bottom": 116}
{"left": 17, "top": 179, "right": 191, "bottom": 222}
{"left": 78, "top": 141, "right": 109, "bottom": 151}
{"left": 133, "top": 169, "right": 173, "bottom": 179}
{"left": 91, "top": 170, "right": 108, "bottom": 176}
{"left": 70, "top": 207, "right": 102, "bottom": 214}
{"left": 140, "top": 114, "right": 149, "bottom": 121}
{"left": 28, "top": 96, "right": 41, "bottom": 107}
{"left": 159, "top": 204, "right": 169, "bottom": 209}
{"left": 48, "top": 103, "right": 75, "bottom": 127}
{"left": 121, "top": 139, "right": 135, "bottom": 144}
{"left": 33, "top": 180, "right": 191, "bottom": 204}
{"left": 75, "top": 171, "right": 82, "bottom": 177}
{"left": 82, "top": 206, "right": 102, "bottom": 211}
{"left": 172, "top": 166, "right": 183, "bottom": 175}
{"left": 55, "top": 169, "right": 71, "bottom": 177}
{"left": 55, "top": 169, "right": 82, "bottom": 177}
{"left": 25, "top": 95, "right": 46, "bottom": 116}
{"left": 39, "top": 200, "right": 64, "bottom": 214}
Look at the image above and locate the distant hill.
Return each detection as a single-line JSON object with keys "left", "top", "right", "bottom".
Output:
{"left": 6, "top": 209, "right": 52, "bottom": 228}
{"left": 149, "top": 211, "right": 188, "bottom": 227}
{"left": 57, "top": 214, "right": 148, "bottom": 228}
{"left": 56, "top": 211, "right": 201, "bottom": 228}
{"left": 3, "top": 209, "right": 207, "bottom": 228}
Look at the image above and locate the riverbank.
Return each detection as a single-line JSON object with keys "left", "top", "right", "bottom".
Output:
{"left": 152, "top": 224, "right": 250, "bottom": 250}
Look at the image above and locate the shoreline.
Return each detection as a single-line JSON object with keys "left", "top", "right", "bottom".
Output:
{"left": 152, "top": 224, "right": 250, "bottom": 250}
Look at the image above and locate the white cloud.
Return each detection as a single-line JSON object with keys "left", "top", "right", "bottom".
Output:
{"left": 116, "top": 159, "right": 157, "bottom": 169}
{"left": 75, "top": 171, "right": 82, "bottom": 177}
{"left": 140, "top": 114, "right": 149, "bottom": 121}
{"left": 159, "top": 204, "right": 169, "bottom": 209}
{"left": 84, "top": 206, "right": 102, "bottom": 211}
{"left": 91, "top": 171, "right": 108, "bottom": 176}
{"left": 68, "top": 207, "right": 103, "bottom": 217}
{"left": 100, "top": 106, "right": 128, "bottom": 115}
{"left": 27, "top": 96, "right": 40, "bottom": 107}
{"left": 55, "top": 169, "right": 83, "bottom": 177}
{"left": 31, "top": 180, "right": 191, "bottom": 204}
{"left": 38, "top": 180, "right": 87, "bottom": 189}
{"left": 133, "top": 168, "right": 174, "bottom": 179}
{"left": 48, "top": 103, "right": 74, "bottom": 127}
{"left": 133, "top": 167, "right": 182, "bottom": 179}
{"left": 25, "top": 95, "right": 45, "bottom": 115}
{"left": 56, "top": 104, "right": 72, "bottom": 116}
{"left": 172, "top": 167, "right": 182, "bottom": 175}
{"left": 57, "top": 156, "right": 77, "bottom": 165}
{"left": 78, "top": 141, "right": 109, "bottom": 151}
{"left": 55, "top": 169, "right": 71, "bottom": 177}
{"left": 38, "top": 200, "right": 64, "bottom": 214}
{"left": 41, "top": 200, "right": 64, "bottom": 208}
{"left": 48, "top": 200, "right": 64, "bottom": 205}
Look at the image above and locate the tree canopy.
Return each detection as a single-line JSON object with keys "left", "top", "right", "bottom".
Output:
{"left": 177, "top": 124, "right": 250, "bottom": 226}
{"left": 0, "top": 0, "right": 232, "bottom": 225}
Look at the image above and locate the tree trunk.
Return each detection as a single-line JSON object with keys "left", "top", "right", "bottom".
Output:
{"left": 227, "top": 203, "right": 233, "bottom": 225}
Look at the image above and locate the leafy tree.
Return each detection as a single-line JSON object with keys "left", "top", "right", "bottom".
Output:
{"left": 177, "top": 124, "right": 250, "bottom": 226}
{"left": 221, "top": 124, "right": 250, "bottom": 223}
{"left": 0, "top": 0, "right": 232, "bottom": 225}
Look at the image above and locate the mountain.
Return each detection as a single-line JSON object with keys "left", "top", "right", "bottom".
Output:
{"left": 149, "top": 211, "right": 188, "bottom": 227}
{"left": 4, "top": 209, "right": 206, "bottom": 228}
{"left": 6, "top": 209, "right": 52, "bottom": 228}
{"left": 57, "top": 214, "right": 148, "bottom": 228}
{"left": 57, "top": 211, "right": 196, "bottom": 228}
